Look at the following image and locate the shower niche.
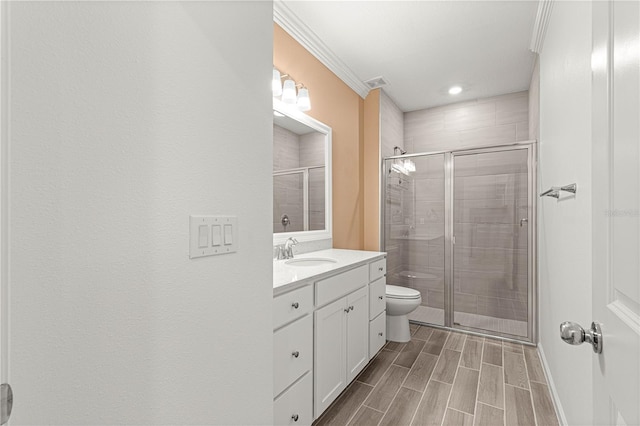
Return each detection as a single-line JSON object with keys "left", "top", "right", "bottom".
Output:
{"left": 382, "top": 144, "right": 536, "bottom": 342}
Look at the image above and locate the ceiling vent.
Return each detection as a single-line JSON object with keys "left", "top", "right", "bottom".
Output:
{"left": 364, "top": 76, "right": 388, "bottom": 89}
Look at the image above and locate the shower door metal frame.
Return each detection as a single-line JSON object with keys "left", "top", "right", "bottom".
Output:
{"left": 449, "top": 143, "right": 537, "bottom": 343}
{"left": 380, "top": 140, "right": 537, "bottom": 344}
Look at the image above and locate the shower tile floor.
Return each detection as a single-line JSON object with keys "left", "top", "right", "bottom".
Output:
{"left": 313, "top": 324, "right": 558, "bottom": 426}
{"left": 409, "top": 306, "right": 528, "bottom": 337}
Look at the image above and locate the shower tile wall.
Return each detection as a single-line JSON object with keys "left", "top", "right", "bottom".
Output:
{"left": 404, "top": 91, "right": 529, "bottom": 154}
{"left": 400, "top": 154, "right": 446, "bottom": 313}
{"left": 300, "top": 132, "right": 326, "bottom": 231}
{"left": 381, "top": 91, "right": 406, "bottom": 281}
{"left": 274, "top": 125, "right": 303, "bottom": 232}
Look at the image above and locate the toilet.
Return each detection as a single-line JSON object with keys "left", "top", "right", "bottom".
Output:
{"left": 385, "top": 285, "right": 422, "bottom": 342}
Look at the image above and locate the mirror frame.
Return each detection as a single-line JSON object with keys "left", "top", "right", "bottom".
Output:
{"left": 273, "top": 99, "right": 332, "bottom": 245}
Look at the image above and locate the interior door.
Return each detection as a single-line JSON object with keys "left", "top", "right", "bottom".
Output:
{"left": 592, "top": 1, "right": 640, "bottom": 425}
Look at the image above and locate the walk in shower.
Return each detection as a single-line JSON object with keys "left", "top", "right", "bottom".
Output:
{"left": 382, "top": 143, "right": 536, "bottom": 342}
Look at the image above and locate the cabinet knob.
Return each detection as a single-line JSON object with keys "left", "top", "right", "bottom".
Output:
{"left": 378, "top": 267, "right": 384, "bottom": 271}
{"left": 349, "top": 306, "right": 354, "bottom": 311}
{"left": 292, "top": 351, "right": 300, "bottom": 358}
{"left": 378, "top": 332, "right": 383, "bottom": 336}
{"left": 292, "top": 302, "right": 299, "bottom": 309}
{"left": 291, "top": 414, "right": 299, "bottom": 422}
{"left": 378, "top": 296, "right": 383, "bottom": 300}
{"left": 344, "top": 308, "right": 350, "bottom": 313}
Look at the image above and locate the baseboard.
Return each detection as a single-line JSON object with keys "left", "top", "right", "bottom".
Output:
{"left": 537, "top": 343, "right": 568, "bottom": 426}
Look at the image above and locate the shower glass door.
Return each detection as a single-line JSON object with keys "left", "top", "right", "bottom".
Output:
{"left": 451, "top": 147, "right": 532, "bottom": 339}
{"left": 384, "top": 154, "right": 446, "bottom": 326}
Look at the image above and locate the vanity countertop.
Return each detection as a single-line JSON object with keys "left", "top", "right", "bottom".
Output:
{"left": 273, "top": 248, "right": 386, "bottom": 296}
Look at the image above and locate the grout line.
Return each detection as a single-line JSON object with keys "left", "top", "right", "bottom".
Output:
{"left": 448, "top": 406, "right": 474, "bottom": 419}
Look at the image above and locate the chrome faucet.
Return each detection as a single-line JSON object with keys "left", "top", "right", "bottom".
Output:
{"left": 283, "top": 237, "right": 298, "bottom": 259}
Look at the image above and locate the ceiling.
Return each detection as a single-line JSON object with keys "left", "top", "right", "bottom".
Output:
{"left": 279, "top": 1, "right": 539, "bottom": 112}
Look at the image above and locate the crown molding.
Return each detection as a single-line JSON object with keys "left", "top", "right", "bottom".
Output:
{"left": 274, "top": 0, "right": 371, "bottom": 99}
{"left": 529, "top": 0, "right": 554, "bottom": 53}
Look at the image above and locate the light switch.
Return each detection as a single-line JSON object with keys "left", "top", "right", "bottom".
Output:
{"left": 224, "top": 224, "right": 233, "bottom": 245}
{"left": 198, "top": 225, "right": 209, "bottom": 248}
{"left": 189, "top": 215, "right": 237, "bottom": 259}
{"left": 212, "top": 225, "right": 222, "bottom": 246}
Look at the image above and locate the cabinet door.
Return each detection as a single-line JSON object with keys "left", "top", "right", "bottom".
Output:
{"left": 346, "top": 286, "right": 369, "bottom": 383}
{"left": 314, "top": 297, "right": 346, "bottom": 418}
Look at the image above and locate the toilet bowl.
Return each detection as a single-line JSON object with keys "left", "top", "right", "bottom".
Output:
{"left": 385, "top": 285, "right": 421, "bottom": 343}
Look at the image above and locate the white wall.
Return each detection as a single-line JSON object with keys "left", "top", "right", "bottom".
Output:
{"left": 5, "top": 2, "right": 273, "bottom": 424}
{"left": 538, "top": 2, "right": 593, "bottom": 425}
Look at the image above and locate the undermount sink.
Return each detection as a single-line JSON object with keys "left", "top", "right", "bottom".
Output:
{"left": 285, "top": 257, "right": 337, "bottom": 267}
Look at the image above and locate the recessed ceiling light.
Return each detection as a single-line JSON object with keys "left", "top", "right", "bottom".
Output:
{"left": 448, "top": 86, "right": 463, "bottom": 95}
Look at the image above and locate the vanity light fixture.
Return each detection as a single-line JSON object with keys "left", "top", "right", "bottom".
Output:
{"left": 281, "top": 79, "right": 297, "bottom": 104}
{"left": 272, "top": 67, "right": 312, "bottom": 111}
{"left": 272, "top": 68, "right": 283, "bottom": 97}
{"left": 448, "top": 85, "right": 463, "bottom": 95}
{"left": 297, "top": 86, "right": 311, "bottom": 112}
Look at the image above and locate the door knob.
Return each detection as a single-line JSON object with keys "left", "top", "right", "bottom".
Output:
{"left": 560, "top": 321, "right": 603, "bottom": 353}
{"left": 520, "top": 218, "right": 528, "bottom": 227}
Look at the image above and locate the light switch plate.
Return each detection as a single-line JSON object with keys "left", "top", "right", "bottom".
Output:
{"left": 189, "top": 215, "right": 238, "bottom": 258}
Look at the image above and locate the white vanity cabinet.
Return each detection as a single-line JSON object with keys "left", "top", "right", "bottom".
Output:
{"left": 314, "top": 286, "right": 369, "bottom": 417}
{"left": 273, "top": 284, "right": 314, "bottom": 426}
{"left": 273, "top": 251, "right": 387, "bottom": 423}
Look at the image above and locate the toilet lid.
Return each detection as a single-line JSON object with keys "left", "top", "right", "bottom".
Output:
{"left": 386, "top": 285, "right": 421, "bottom": 299}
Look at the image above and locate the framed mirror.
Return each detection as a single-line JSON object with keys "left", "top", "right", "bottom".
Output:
{"left": 273, "top": 99, "right": 332, "bottom": 245}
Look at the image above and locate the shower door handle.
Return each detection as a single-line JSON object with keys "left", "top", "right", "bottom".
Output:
{"left": 520, "top": 218, "right": 528, "bottom": 227}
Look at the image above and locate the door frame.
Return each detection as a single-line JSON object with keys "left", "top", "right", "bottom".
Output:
{"left": 0, "top": 0, "right": 9, "bottom": 386}
{"left": 448, "top": 143, "right": 537, "bottom": 343}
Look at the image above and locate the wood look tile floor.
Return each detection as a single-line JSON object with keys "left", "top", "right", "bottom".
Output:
{"left": 314, "top": 324, "right": 559, "bottom": 426}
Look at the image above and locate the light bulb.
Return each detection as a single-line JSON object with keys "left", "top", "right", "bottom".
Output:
{"left": 297, "top": 87, "right": 311, "bottom": 111}
{"left": 282, "top": 79, "right": 297, "bottom": 104}
{"left": 272, "top": 69, "right": 282, "bottom": 97}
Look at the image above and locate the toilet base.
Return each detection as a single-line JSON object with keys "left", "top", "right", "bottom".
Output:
{"left": 386, "top": 314, "right": 411, "bottom": 342}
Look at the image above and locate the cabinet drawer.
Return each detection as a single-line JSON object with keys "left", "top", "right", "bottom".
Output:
{"left": 274, "top": 315, "right": 312, "bottom": 397}
{"left": 316, "top": 265, "right": 368, "bottom": 307}
{"left": 369, "top": 311, "right": 386, "bottom": 359}
{"left": 369, "top": 277, "right": 386, "bottom": 320}
{"left": 369, "top": 258, "right": 386, "bottom": 282}
{"left": 274, "top": 372, "right": 313, "bottom": 426}
{"left": 274, "top": 285, "right": 313, "bottom": 330}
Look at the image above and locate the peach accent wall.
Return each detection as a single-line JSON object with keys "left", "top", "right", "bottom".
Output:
{"left": 363, "top": 89, "right": 381, "bottom": 251}
{"left": 274, "top": 24, "right": 365, "bottom": 249}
